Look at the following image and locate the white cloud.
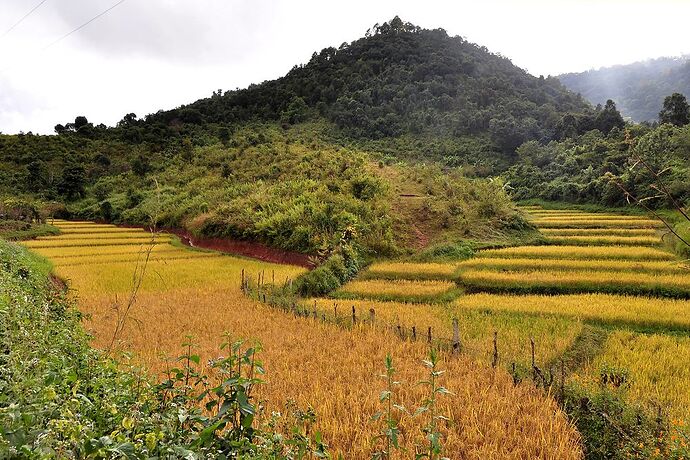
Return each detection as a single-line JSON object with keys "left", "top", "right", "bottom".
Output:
{"left": 0, "top": 0, "right": 688, "bottom": 133}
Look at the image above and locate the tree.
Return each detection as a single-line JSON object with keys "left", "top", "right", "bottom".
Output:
{"left": 595, "top": 100, "right": 625, "bottom": 134}
{"left": 659, "top": 93, "right": 690, "bottom": 127}
{"left": 58, "top": 162, "right": 86, "bottom": 200}
{"left": 280, "top": 97, "right": 309, "bottom": 125}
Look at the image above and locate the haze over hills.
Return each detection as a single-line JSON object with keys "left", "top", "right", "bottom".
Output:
{"left": 559, "top": 55, "right": 690, "bottom": 122}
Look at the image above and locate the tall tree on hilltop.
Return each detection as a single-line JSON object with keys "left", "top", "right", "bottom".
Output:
{"left": 659, "top": 93, "right": 690, "bottom": 127}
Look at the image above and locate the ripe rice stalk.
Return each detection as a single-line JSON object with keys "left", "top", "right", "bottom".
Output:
{"left": 454, "top": 293, "right": 690, "bottom": 331}
{"left": 334, "top": 279, "right": 460, "bottom": 303}
{"left": 476, "top": 245, "right": 676, "bottom": 261}
{"left": 459, "top": 257, "right": 687, "bottom": 275}
{"left": 309, "top": 298, "right": 582, "bottom": 367}
{"left": 23, "top": 237, "right": 173, "bottom": 248}
{"left": 540, "top": 228, "right": 659, "bottom": 237}
{"left": 459, "top": 269, "right": 690, "bottom": 299}
{"left": 543, "top": 235, "right": 661, "bottom": 247}
{"left": 575, "top": 331, "right": 690, "bottom": 422}
{"left": 363, "top": 262, "right": 459, "bottom": 280}
{"left": 533, "top": 219, "right": 663, "bottom": 229}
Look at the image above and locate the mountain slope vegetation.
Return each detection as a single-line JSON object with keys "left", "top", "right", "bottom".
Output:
{"left": 559, "top": 56, "right": 690, "bottom": 122}
{"left": 0, "top": 17, "right": 592, "bottom": 257}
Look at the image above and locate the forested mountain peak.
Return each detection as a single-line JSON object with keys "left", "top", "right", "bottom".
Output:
{"left": 559, "top": 55, "right": 690, "bottom": 122}
{"left": 139, "top": 17, "right": 590, "bottom": 154}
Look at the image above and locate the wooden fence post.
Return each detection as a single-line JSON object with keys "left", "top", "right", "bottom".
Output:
{"left": 560, "top": 359, "right": 565, "bottom": 401}
{"left": 427, "top": 326, "right": 432, "bottom": 344}
{"left": 412, "top": 326, "right": 417, "bottom": 341}
{"left": 369, "top": 308, "right": 375, "bottom": 325}
{"left": 492, "top": 331, "right": 499, "bottom": 368}
{"left": 351, "top": 305, "right": 357, "bottom": 324}
{"left": 241, "top": 269, "right": 245, "bottom": 290}
{"left": 452, "top": 318, "right": 461, "bottom": 353}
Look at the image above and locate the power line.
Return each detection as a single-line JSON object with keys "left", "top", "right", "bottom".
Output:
{"left": 1, "top": 0, "right": 50, "bottom": 39}
{"left": 43, "top": 0, "right": 127, "bottom": 50}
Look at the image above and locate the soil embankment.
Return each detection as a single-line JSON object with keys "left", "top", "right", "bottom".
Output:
{"left": 165, "top": 229, "right": 313, "bottom": 268}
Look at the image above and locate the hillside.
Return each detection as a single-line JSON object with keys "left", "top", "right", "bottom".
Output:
{"left": 152, "top": 17, "right": 590, "bottom": 158}
{"left": 559, "top": 56, "right": 690, "bottom": 122}
{"left": 0, "top": 17, "right": 598, "bottom": 259}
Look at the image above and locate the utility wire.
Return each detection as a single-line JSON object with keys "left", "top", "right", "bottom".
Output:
{"left": 1, "top": 0, "right": 50, "bottom": 39}
{"left": 43, "top": 0, "right": 127, "bottom": 50}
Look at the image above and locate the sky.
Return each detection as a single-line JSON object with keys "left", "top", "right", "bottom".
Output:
{"left": 1, "top": 0, "right": 689, "bottom": 134}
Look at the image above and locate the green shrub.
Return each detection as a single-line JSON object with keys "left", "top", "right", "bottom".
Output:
{"left": 294, "top": 246, "right": 361, "bottom": 296}
{"left": 413, "top": 242, "right": 474, "bottom": 262}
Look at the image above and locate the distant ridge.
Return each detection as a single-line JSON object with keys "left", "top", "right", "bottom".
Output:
{"left": 559, "top": 55, "right": 690, "bottom": 122}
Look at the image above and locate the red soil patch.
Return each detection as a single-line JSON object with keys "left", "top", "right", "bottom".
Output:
{"left": 61, "top": 219, "right": 313, "bottom": 268}
{"left": 166, "top": 229, "right": 313, "bottom": 268}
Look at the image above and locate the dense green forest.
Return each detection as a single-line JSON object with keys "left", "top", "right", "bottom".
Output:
{"left": 559, "top": 56, "right": 690, "bottom": 122}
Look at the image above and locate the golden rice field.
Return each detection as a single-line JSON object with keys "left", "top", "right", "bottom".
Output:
{"left": 477, "top": 245, "right": 675, "bottom": 261}
{"left": 543, "top": 235, "right": 661, "bottom": 246}
{"left": 453, "top": 293, "right": 690, "bottom": 331}
{"left": 334, "top": 278, "right": 458, "bottom": 302}
{"left": 36, "top": 244, "right": 188, "bottom": 258}
{"left": 23, "top": 220, "right": 584, "bottom": 458}
{"left": 24, "top": 236, "right": 173, "bottom": 248}
{"left": 339, "top": 206, "right": 690, "bottom": 428}
{"left": 35, "top": 231, "right": 164, "bottom": 240}
{"left": 532, "top": 214, "right": 655, "bottom": 221}
{"left": 540, "top": 228, "right": 660, "bottom": 237}
{"left": 574, "top": 331, "right": 690, "bottom": 422}
{"left": 364, "top": 261, "right": 459, "bottom": 280}
{"left": 533, "top": 219, "right": 664, "bottom": 228}
{"left": 458, "top": 268, "right": 690, "bottom": 298}
{"left": 310, "top": 298, "right": 582, "bottom": 367}
{"left": 458, "top": 257, "right": 687, "bottom": 275}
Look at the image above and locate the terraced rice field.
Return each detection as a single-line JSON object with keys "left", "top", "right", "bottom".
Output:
{"left": 336, "top": 207, "right": 690, "bottom": 425}
{"left": 21, "top": 220, "right": 583, "bottom": 457}
{"left": 334, "top": 279, "right": 458, "bottom": 302}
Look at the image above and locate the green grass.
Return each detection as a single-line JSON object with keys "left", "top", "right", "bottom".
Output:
{"left": 0, "top": 221, "right": 60, "bottom": 241}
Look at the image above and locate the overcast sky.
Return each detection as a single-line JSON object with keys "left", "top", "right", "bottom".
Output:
{"left": 1, "top": 0, "right": 688, "bottom": 134}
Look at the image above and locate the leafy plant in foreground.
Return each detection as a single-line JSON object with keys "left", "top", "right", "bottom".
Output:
{"left": 414, "top": 349, "right": 452, "bottom": 460}
{"left": 371, "top": 354, "right": 406, "bottom": 459}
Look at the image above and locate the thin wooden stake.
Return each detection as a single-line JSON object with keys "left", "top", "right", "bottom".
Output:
{"left": 492, "top": 331, "right": 499, "bottom": 368}
{"left": 452, "top": 317, "right": 460, "bottom": 353}
{"left": 412, "top": 326, "right": 417, "bottom": 341}
{"left": 427, "top": 326, "right": 432, "bottom": 344}
{"left": 351, "top": 305, "right": 356, "bottom": 324}
{"left": 560, "top": 359, "right": 566, "bottom": 401}
{"left": 369, "top": 308, "right": 375, "bottom": 325}
{"left": 530, "top": 338, "right": 536, "bottom": 369}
